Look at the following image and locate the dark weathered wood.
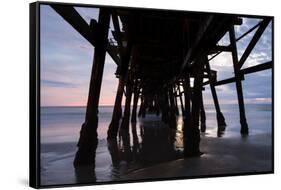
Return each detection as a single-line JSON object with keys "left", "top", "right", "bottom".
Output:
{"left": 215, "top": 76, "right": 244, "bottom": 86}
{"left": 204, "top": 61, "right": 272, "bottom": 86}
{"left": 209, "top": 45, "right": 232, "bottom": 54}
{"left": 242, "top": 61, "right": 272, "bottom": 74}
{"left": 120, "top": 72, "right": 134, "bottom": 130}
{"left": 161, "top": 91, "right": 170, "bottom": 123}
{"left": 168, "top": 88, "right": 177, "bottom": 128}
{"left": 190, "top": 58, "right": 204, "bottom": 141}
{"left": 181, "top": 16, "right": 214, "bottom": 70}
{"left": 173, "top": 87, "right": 180, "bottom": 116}
{"left": 74, "top": 9, "right": 111, "bottom": 167}
{"left": 120, "top": 43, "right": 136, "bottom": 132}
{"left": 131, "top": 80, "right": 140, "bottom": 123}
{"left": 204, "top": 56, "right": 226, "bottom": 128}
{"left": 229, "top": 26, "right": 249, "bottom": 134}
{"left": 107, "top": 77, "right": 125, "bottom": 139}
{"left": 200, "top": 93, "right": 206, "bottom": 132}
{"left": 177, "top": 82, "right": 185, "bottom": 116}
{"left": 138, "top": 97, "right": 143, "bottom": 117}
{"left": 183, "top": 57, "right": 204, "bottom": 156}
{"left": 107, "top": 37, "right": 132, "bottom": 139}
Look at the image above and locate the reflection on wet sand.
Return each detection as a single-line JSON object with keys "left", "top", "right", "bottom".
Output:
{"left": 74, "top": 115, "right": 185, "bottom": 183}
{"left": 75, "top": 165, "right": 96, "bottom": 184}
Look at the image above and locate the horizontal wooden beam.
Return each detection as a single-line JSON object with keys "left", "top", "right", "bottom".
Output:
{"left": 241, "top": 61, "right": 272, "bottom": 75}
{"left": 209, "top": 45, "right": 232, "bottom": 54}
{"left": 203, "top": 61, "right": 272, "bottom": 86}
{"left": 51, "top": 5, "right": 120, "bottom": 65}
{"left": 216, "top": 76, "right": 244, "bottom": 86}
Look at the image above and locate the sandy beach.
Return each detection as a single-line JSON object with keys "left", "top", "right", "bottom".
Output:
{"left": 40, "top": 104, "right": 272, "bottom": 186}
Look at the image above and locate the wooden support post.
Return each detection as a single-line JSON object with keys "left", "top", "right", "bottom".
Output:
{"left": 107, "top": 139, "right": 120, "bottom": 167}
{"left": 107, "top": 41, "right": 132, "bottom": 139}
{"left": 183, "top": 73, "right": 199, "bottom": 156}
{"left": 204, "top": 56, "right": 226, "bottom": 129}
{"left": 131, "top": 80, "right": 139, "bottom": 123}
{"left": 141, "top": 97, "right": 147, "bottom": 118}
{"left": 155, "top": 95, "right": 160, "bottom": 116}
{"left": 74, "top": 9, "right": 110, "bottom": 167}
{"left": 161, "top": 92, "right": 169, "bottom": 123}
{"left": 200, "top": 93, "right": 206, "bottom": 132}
{"left": 131, "top": 123, "right": 140, "bottom": 160}
{"left": 168, "top": 88, "right": 177, "bottom": 129}
{"left": 178, "top": 82, "right": 185, "bottom": 116}
{"left": 173, "top": 87, "right": 180, "bottom": 116}
{"left": 107, "top": 77, "right": 124, "bottom": 139}
{"left": 179, "top": 94, "right": 185, "bottom": 116}
{"left": 138, "top": 97, "right": 144, "bottom": 117}
{"left": 187, "top": 58, "right": 204, "bottom": 156}
{"left": 120, "top": 44, "right": 136, "bottom": 130}
{"left": 229, "top": 26, "right": 249, "bottom": 134}
{"left": 120, "top": 79, "right": 133, "bottom": 131}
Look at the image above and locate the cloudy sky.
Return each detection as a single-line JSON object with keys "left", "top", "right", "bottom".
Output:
{"left": 40, "top": 5, "right": 272, "bottom": 106}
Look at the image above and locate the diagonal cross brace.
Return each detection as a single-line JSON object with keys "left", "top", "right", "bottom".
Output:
{"left": 50, "top": 5, "right": 120, "bottom": 65}
{"left": 238, "top": 18, "right": 271, "bottom": 68}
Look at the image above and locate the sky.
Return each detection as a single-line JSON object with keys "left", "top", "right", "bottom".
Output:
{"left": 40, "top": 5, "right": 272, "bottom": 107}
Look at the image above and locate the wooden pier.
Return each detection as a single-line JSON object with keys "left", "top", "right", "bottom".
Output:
{"left": 51, "top": 5, "right": 272, "bottom": 167}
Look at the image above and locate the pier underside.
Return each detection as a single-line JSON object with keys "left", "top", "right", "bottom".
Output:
{"left": 50, "top": 5, "right": 272, "bottom": 168}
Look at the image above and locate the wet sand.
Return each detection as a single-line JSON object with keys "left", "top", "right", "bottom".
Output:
{"left": 122, "top": 133, "right": 272, "bottom": 180}
{"left": 40, "top": 105, "right": 272, "bottom": 186}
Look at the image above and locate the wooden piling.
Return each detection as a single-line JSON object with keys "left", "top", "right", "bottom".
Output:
{"left": 178, "top": 82, "right": 185, "bottom": 116}
{"left": 229, "top": 26, "right": 249, "bottom": 134}
{"left": 74, "top": 9, "right": 110, "bottom": 167}
{"left": 183, "top": 57, "right": 205, "bottom": 156}
{"left": 173, "top": 87, "right": 180, "bottom": 116}
{"left": 107, "top": 77, "right": 125, "bottom": 139}
{"left": 131, "top": 80, "right": 140, "bottom": 123}
{"left": 200, "top": 93, "right": 206, "bottom": 132}
{"left": 168, "top": 87, "right": 177, "bottom": 128}
{"left": 107, "top": 40, "right": 132, "bottom": 139}
{"left": 120, "top": 80, "right": 133, "bottom": 131}
{"left": 204, "top": 56, "right": 226, "bottom": 129}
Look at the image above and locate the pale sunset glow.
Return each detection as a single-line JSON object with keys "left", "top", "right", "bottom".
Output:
{"left": 40, "top": 5, "right": 272, "bottom": 107}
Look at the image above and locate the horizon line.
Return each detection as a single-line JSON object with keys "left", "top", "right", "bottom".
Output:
{"left": 41, "top": 102, "right": 272, "bottom": 107}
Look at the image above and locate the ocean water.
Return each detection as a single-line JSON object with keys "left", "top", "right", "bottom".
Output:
{"left": 40, "top": 104, "right": 272, "bottom": 186}
{"left": 41, "top": 104, "right": 272, "bottom": 143}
